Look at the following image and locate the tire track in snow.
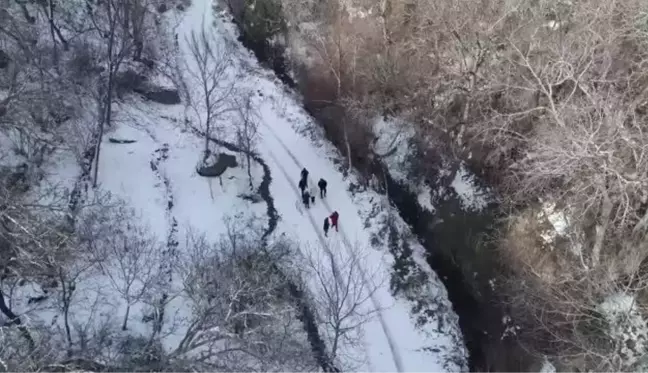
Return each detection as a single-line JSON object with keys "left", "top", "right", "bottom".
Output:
{"left": 257, "top": 108, "right": 405, "bottom": 373}
{"left": 261, "top": 143, "right": 365, "bottom": 363}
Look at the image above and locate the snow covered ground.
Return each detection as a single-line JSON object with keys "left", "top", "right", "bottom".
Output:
{"left": 4, "top": 0, "right": 468, "bottom": 370}
{"left": 373, "top": 116, "right": 491, "bottom": 213}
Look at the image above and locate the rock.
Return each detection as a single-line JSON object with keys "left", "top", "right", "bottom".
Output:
{"left": 139, "top": 57, "right": 155, "bottom": 69}
{"left": 114, "top": 69, "right": 147, "bottom": 98}
{"left": 197, "top": 153, "right": 238, "bottom": 177}
{"left": 134, "top": 87, "right": 181, "bottom": 105}
{"left": 108, "top": 138, "right": 137, "bottom": 144}
{"left": 27, "top": 295, "right": 48, "bottom": 304}
{"left": 0, "top": 49, "right": 10, "bottom": 69}
{"left": 240, "top": 193, "right": 263, "bottom": 203}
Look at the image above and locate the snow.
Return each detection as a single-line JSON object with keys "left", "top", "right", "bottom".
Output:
{"left": 373, "top": 115, "right": 491, "bottom": 213}
{"left": 372, "top": 117, "right": 437, "bottom": 213}
{"left": 4, "top": 0, "right": 467, "bottom": 369}
{"left": 540, "top": 202, "right": 569, "bottom": 237}
{"left": 539, "top": 357, "right": 556, "bottom": 373}
{"left": 449, "top": 165, "right": 490, "bottom": 212}
{"left": 537, "top": 202, "right": 582, "bottom": 255}
{"left": 597, "top": 292, "right": 648, "bottom": 368}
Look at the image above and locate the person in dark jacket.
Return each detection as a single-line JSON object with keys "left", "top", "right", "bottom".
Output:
{"left": 298, "top": 178, "right": 307, "bottom": 194}
{"left": 302, "top": 190, "right": 311, "bottom": 209}
{"left": 301, "top": 168, "right": 309, "bottom": 182}
{"left": 323, "top": 217, "right": 330, "bottom": 236}
{"left": 329, "top": 211, "right": 339, "bottom": 232}
{"left": 318, "top": 178, "right": 327, "bottom": 198}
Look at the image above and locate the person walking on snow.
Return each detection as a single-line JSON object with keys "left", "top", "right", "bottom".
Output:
{"left": 329, "top": 211, "right": 339, "bottom": 232}
{"left": 323, "top": 217, "right": 330, "bottom": 236}
{"left": 301, "top": 168, "right": 309, "bottom": 182}
{"left": 298, "top": 178, "right": 307, "bottom": 194}
{"left": 302, "top": 189, "right": 311, "bottom": 209}
{"left": 318, "top": 178, "right": 327, "bottom": 198}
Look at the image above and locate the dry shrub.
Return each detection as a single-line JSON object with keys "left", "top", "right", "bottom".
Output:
{"left": 298, "top": 66, "right": 374, "bottom": 174}
{"left": 498, "top": 207, "right": 575, "bottom": 285}
{"left": 66, "top": 41, "right": 104, "bottom": 84}
{"left": 292, "top": 4, "right": 379, "bottom": 176}
{"left": 499, "top": 206, "right": 648, "bottom": 371}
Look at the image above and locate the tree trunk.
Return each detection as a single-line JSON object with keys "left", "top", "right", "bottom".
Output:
{"left": 122, "top": 303, "right": 130, "bottom": 330}
{"left": 18, "top": 3, "right": 34, "bottom": 23}
{"left": 247, "top": 152, "right": 252, "bottom": 189}
{"left": 331, "top": 324, "right": 340, "bottom": 360}
{"left": 152, "top": 293, "right": 167, "bottom": 337}
{"left": 93, "top": 14, "right": 116, "bottom": 188}
{"left": 92, "top": 101, "right": 105, "bottom": 188}
{"left": 48, "top": 0, "right": 58, "bottom": 65}
{"left": 131, "top": 2, "right": 145, "bottom": 60}
{"left": 59, "top": 270, "right": 73, "bottom": 358}
{"left": 591, "top": 189, "right": 612, "bottom": 268}
{"left": 204, "top": 123, "right": 211, "bottom": 162}
{"left": 52, "top": 23, "right": 68, "bottom": 50}
{"left": 0, "top": 290, "right": 35, "bottom": 350}
{"left": 343, "top": 118, "right": 352, "bottom": 173}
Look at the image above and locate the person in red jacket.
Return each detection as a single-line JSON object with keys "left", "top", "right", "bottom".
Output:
{"left": 329, "top": 211, "right": 339, "bottom": 232}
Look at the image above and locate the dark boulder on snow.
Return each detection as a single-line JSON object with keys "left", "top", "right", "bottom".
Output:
{"left": 138, "top": 57, "right": 156, "bottom": 69}
{"left": 134, "top": 86, "right": 181, "bottom": 105}
{"left": 27, "top": 295, "right": 48, "bottom": 304}
{"left": 0, "top": 49, "right": 10, "bottom": 69}
{"left": 108, "top": 138, "right": 137, "bottom": 144}
{"left": 114, "top": 70, "right": 147, "bottom": 98}
{"left": 112, "top": 69, "right": 180, "bottom": 104}
{"left": 197, "top": 153, "right": 238, "bottom": 177}
{"left": 239, "top": 192, "right": 263, "bottom": 203}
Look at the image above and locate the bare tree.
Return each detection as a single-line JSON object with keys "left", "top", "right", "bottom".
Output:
{"left": 0, "top": 178, "right": 76, "bottom": 355}
{"left": 86, "top": 0, "right": 153, "bottom": 187}
{"left": 234, "top": 94, "right": 260, "bottom": 189}
{"left": 299, "top": 241, "right": 381, "bottom": 370}
{"left": 27, "top": 0, "right": 69, "bottom": 65}
{"left": 80, "top": 205, "right": 165, "bottom": 331}
{"left": 53, "top": 243, "right": 103, "bottom": 358}
{"left": 306, "top": 4, "right": 357, "bottom": 172}
{"left": 171, "top": 222, "right": 316, "bottom": 371}
{"left": 186, "top": 24, "right": 238, "bottom": 163}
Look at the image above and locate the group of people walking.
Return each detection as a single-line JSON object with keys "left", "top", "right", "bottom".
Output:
{"left": 298, "top": 167, "right": 339, "bottom": 237}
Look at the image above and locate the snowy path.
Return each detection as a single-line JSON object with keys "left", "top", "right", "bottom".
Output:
{"left": 258, "top": 112, "right": 405, "bottom": 372}
{"left": 170, "top": 0, "right": 463, "bottom": 370}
